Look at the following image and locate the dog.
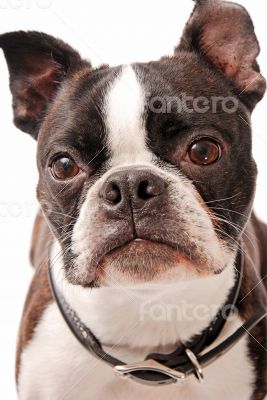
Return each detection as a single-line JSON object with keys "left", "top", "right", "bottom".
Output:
{"left": 1, "top": 0, "right": 267, "bottom": 399}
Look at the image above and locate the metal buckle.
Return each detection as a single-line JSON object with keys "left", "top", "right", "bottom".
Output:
{"left": 114, "top": 359, "right": 186, "bottom": 386}
{"left": 185, "top": 349, "right": 204, "bottom": 383}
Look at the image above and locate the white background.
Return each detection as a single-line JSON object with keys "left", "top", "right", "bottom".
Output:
{"left": 0, "top": 0, "right": 266, "bottom": 398}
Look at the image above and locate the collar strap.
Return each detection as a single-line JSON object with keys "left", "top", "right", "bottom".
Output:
{"left": 48, "top": 251, "right": 267, "bottom": 386}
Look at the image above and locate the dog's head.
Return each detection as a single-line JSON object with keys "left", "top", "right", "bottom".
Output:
{"left": 1, "top": 0, "right": 265, "bottom": 287}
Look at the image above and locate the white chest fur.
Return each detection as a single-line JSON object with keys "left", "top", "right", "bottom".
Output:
{"left": 18, "top": 248, "right": 254, "bottom": 400}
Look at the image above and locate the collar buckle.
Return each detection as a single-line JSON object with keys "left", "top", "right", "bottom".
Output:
{"left": 114, "top": 359, "right": 186, "bottom": 386}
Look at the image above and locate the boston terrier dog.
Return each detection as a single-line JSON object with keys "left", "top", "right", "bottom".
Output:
{"left": 1, "top": 0, "right": 267, "bottom": 399}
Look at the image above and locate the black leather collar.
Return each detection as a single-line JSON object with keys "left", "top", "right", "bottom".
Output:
{"left": 48, "top": 249, "right": 267, "bottom": 386}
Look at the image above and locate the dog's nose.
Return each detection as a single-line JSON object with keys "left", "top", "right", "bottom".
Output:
{"left": 99, "top": 169, "right": 167, "bottom": 211}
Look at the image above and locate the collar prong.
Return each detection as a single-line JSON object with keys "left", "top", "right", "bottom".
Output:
{"left": 185, "top": 349, "right": 204, "bottom": 383}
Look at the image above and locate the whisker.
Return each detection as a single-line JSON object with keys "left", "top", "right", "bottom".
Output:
{"left": 205, "top": 193, "right": 241, "bottom": 205}
{"left": 214, "top": 216, "right": 256, "bottom": 250}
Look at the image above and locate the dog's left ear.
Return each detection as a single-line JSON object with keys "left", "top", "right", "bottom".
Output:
{"left": 0, "top": 31, "right": 88, "bottom": 139}
{"left": 176, "top": 0, "right": 266, "bottom": 111}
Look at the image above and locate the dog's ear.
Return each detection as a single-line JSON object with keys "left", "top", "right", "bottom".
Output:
{"left": 176, "top": 0, "right": 266, "bottom": 111}
{"left": 0, "top": 31, "right": 88, "bottom": 139}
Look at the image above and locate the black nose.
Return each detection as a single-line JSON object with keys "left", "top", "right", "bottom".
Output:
{"left": 99, "top": 168, "right": 167, "bottom": 211}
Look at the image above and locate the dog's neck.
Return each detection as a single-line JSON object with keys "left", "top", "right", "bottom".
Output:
{"left": 51, "top": 241, "right": 236, "bottom": 354}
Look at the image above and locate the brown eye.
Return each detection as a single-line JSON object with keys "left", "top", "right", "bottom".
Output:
{"left": 188, "top": 139, "right": 221, "bottom": 166}
{"left": 51, "top": 157, "right": 80, "bottom": 180}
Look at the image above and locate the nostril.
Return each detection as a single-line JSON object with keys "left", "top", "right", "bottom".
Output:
{"left": 105, "top": 183, "right": 122, "bottom": 204}
{"left": 138, "top": 180, "right": 159, "bottom": 200}
{"left": 138, "top": 180, "right": 151, "bottom": 200}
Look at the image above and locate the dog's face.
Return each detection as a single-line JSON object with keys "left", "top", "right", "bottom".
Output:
{"left": 37, "top": 59, "right": 257, "bottom": 287}
{"left": 1, "top": 0, "right": 265, "bottom": 287}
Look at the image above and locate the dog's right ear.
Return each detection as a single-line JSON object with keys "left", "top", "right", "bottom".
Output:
{"left": 176, "top": 0, "right": 266, "bottom": 111}
{"left": 0, "top": 31, "right": 89, "bottom": 139}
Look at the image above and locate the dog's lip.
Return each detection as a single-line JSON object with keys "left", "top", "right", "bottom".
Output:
{"left": 98, "top": 236, "right": 193, "bottom": 265}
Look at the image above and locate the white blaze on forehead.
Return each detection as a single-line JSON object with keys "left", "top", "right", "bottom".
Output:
{"left": 104, "top": 65, "right": 152, "bottom": 166}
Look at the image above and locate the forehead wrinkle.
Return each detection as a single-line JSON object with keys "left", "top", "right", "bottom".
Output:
{"left": 103, "top": 65, "right": 152, "bottom": 165}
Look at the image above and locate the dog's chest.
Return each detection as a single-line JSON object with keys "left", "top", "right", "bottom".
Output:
{"left": 18, "top": 302, "right": 254, "bottom": 400}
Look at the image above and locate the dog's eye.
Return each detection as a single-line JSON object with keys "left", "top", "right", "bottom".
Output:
{"left": 188, "top": 139, "right": 221, "bottom": 166}
{"left": 51, "top": 156, "right": 80, "bottom": 180}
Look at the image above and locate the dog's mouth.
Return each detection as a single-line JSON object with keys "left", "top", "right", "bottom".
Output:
{"left": 94, "top": 238, "right": 199, "bottom": 283}
{"left": 101, "top": 238, "right": 192, "bottom": 262}
{"left": 70, "top": 226, "right": 234, "bottom": 286}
